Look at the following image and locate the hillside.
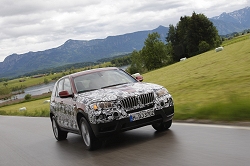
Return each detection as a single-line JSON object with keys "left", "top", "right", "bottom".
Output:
{"left": 144, "top": 34, "right": 250, "bottom": 121}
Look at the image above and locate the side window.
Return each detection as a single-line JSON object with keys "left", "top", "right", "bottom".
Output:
{"left": 56, "top": 79, "right": 64, "bottom": 97}
{"left": 64, "top": 78, "right": 72, "bottom": 94}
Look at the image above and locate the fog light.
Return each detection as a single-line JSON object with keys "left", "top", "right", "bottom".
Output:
{"left": 160, "top": 101, "right": 165, "bottom": 106}
{"left": 113, "top": 111, "right": 119, "bottom": 118}
{"left": 93, "top": 104, "right": 98, "bottom": 110}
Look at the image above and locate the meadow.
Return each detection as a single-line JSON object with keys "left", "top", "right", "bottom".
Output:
{"left": 0, "top": 97, "right": 50, "bottom": 117}
{"left": 144, "top": 34, "right": 250, "bottom": 121}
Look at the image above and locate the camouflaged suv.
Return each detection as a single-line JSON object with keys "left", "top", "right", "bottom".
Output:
{"left": 50, "top": 67, "right": 174, "bottom": 150}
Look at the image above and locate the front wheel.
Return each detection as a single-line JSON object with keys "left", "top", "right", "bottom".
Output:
{"left": 80, "top": 117, "right": 101, "bottom": 150}
{"left": 152, "top": 120, "right": 172, "bottom": 131}
{"left": 51, "top": 116, "right": 68, "bottom": 141}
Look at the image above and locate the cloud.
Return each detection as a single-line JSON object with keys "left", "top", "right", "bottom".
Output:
{"left": 0, "top": 0, "right": 249, "bottom": 62}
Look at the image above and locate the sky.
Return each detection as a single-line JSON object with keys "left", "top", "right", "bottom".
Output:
{"left": 0, "top": 0, "right": 249, "bottom": 62}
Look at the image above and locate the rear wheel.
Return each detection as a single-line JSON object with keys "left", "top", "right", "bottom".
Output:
{"left": 152, "top": 120, "right": 172, "bottom": 131}
{"left": 80, "top": 117, "right": 101, "bottom": 150}
{"left": 52, "top": 116, "right": 68, "bottom": 141}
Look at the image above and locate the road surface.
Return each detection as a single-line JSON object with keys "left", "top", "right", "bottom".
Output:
{"left": 1, "top": 116, "right": 250, "bottom": 166}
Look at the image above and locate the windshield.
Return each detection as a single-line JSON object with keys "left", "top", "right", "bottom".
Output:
{"left": 74, "top": 69, "right": 137, "bottom": 93}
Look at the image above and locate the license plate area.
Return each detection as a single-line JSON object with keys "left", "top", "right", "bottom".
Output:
{"left": 129, "top": 109, "right": 155, "bottom": 122}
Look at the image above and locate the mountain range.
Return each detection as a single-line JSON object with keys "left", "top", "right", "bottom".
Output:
{"left": 0, "top": 6, "right": 250, "bottom": 78}
{"left": 210, "top": 6, "right": 250, "bottom": 35}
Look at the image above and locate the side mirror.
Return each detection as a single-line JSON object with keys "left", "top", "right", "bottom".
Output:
{"left": 132, "top": 73, "right": 143, "bottom": 82}
{"left": 135, "top": 75, "right": 143, "bottom": 82}
{"left": 59, "top": 90, "right": 73, "bottom": 98}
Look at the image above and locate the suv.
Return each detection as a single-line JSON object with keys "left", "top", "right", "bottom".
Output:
{"left": 50, "top": 67, "right": 174, "bottom": 150}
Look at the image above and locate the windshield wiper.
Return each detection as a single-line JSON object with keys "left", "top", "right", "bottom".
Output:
{"left": 101, "top": 83, "right": 129, "bottom": 89}
{"left": 78, "top": 89, "right": 98, "bottom": 93}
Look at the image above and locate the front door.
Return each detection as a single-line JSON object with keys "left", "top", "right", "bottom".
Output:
{"left": 52, "top": 78, "right": 78, "bottom": 130}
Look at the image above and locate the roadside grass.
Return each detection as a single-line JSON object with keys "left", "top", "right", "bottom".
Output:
{"left": 194, "top": 97, "right": 250, "bottom": 121}
{"left": 175, "top": 96, "right": 250, "bottom": 121}
{"left": 0, "top": 98, "right": 50, "bottom": 117}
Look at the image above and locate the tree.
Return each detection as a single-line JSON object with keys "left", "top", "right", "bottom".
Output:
{"left": 3, "top": 82, "right": 8, "bottom": 87}
{"left": 167, "top": 24, "right": 180, "bottom": 62}
{"left": 166, "top": 12, "right": 221, "bottom": 60}
{"left": 141, "top": 32, "right": 168, "bottom": 71}
{"left": 166, "top": 24, "right": 177, "bottom": 45}
{"left": 44, "top": 78, "right": 49, "bottom": 84}
{"left": 111, "top": 55, "right": 131, "bottom": 67}
{"left": 187, "top": 12, "right": 221, "bottom": 56}
{"left": 198, "top": 41, "right": 210, "bottom": 54}
{"left": 127, "top": 50, "right": 144, "bottom": 74}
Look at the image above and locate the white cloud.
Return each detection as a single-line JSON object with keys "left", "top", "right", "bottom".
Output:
{"left": 0, "top": 0, "right": 249, "bottom": 62}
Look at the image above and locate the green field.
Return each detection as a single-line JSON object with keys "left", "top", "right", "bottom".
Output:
{"left": 144, "top": 34, "right": 250, "bottom": 121}
{"left": 1, "top": 34, "right": 250, "bottom": 122}
{"left": 0, "top": 98, "right": 50, "bottom": 117}
{"left": 0, "top": 62, "right": 113, "bottom": 93}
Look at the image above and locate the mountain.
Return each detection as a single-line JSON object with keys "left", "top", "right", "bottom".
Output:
{"left": 210, "top": 6, "right": 250, "bottom": 35}
{"left": 0, "top": 26, "right": 168, "bottom": 78}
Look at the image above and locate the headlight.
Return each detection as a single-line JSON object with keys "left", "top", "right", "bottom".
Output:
{"left": 156, "top": 88, "right": 169, "bottom": 97}
{"left": 92, "top": 101, "right": 113, "bottom": 111}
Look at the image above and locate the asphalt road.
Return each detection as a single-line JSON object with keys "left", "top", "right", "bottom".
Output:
{"left": 1, "top": 116, "right": 250, "bottom": 166}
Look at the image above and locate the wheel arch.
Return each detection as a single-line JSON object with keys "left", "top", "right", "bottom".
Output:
{"left": 77, "top": 109, "right": 89, "bottom": 127}
{"left": 50, "top": 112, "right": 54, "bottom": 121}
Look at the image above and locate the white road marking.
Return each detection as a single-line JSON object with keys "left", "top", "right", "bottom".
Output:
{"left": 174, "top": 122, "right": 250, "bottom": 130}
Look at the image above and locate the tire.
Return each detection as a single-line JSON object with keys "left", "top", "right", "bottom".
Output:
{"left": 152, "top": 120, "right": 172, "bottom": 131}
{"left": 80, "top": 117, "right": 101, "bottom": 150}
{"left": 51, "top": 116, "right": 68, "bottom": 141}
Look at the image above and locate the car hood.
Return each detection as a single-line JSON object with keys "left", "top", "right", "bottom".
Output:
{"left": 77, "top": 82, "right": 163, "bottom": 104}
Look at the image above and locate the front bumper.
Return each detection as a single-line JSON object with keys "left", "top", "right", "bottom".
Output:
{"left": 90, "top": 106, "right": 174, "bottom": 137}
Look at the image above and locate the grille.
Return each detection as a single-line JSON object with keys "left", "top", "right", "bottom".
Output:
{"left": 120, "top": 92, "right": 155, "bottom": 111}
{"left": 139, "top": 93, "right": 155, "bottom": 105}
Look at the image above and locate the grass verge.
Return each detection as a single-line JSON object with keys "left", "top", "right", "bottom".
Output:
{"left": 174, "top": 95, "right": 250, "bottom": 121}
{"left": 0, "top": 97, "right": 50, "bottom": 117}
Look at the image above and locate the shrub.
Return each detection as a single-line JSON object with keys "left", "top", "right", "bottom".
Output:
{"left": 198, "top": 41, "right": 210, "bottom": 54}
{"left": 44, "top": 78, "right": 49, "bottom": 84}
{"left": 24, "top": 94, "right": 32, "bottom": 100}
